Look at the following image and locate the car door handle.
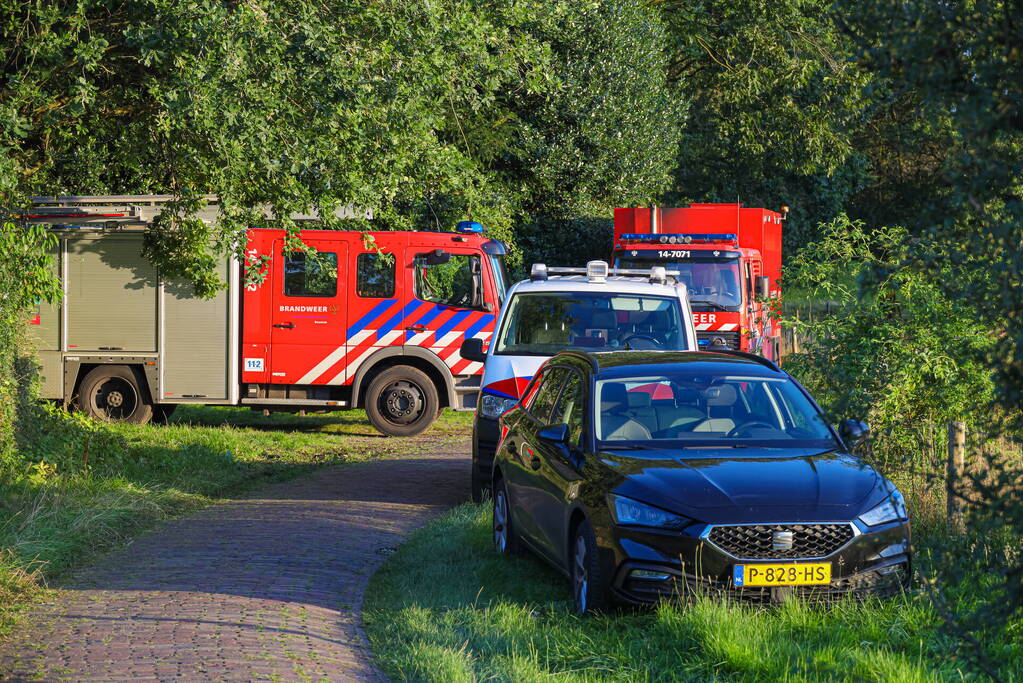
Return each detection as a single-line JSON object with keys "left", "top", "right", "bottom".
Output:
{"left": 273, "top": 323, "right": 296, "bottom": 329}
{"left": 408, "top": 325, "right": 428, "bottom": 332}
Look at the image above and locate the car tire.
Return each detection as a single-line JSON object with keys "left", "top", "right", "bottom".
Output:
{"left": 571, "top": 519, "right": 610, "bottom": 614}
{"left": 492, "top": 477, "right": 522, "bottom": 555}
{"left": 77, "top": 365, "right": 154, "bottom": 424}
{"left": 364, "top": 366, "right": 439, "bottom": 437}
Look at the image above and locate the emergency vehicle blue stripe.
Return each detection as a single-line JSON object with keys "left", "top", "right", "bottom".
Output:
{"left": 347, "top": 299, "right": 397, "bottom": 339}
{"left": 378, "top": 300, "right": 423, "bottom": 340}
{"left": 463, "top": 314, "right": 495, "bottom": 340}
{"left": 409, "top": 303, "right": 446, "bottom": 328}
{"left": 435, "top": 310, "right": 472, "bottom": 340}
{"left": 405, "top": 303, "right": 447, "bottom": 341}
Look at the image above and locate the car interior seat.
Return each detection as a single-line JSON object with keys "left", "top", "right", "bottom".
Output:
{"left": 599, "top": 383, "right": 651, "bottom": 441}
{"left": 657, "top": 387, "right": 706, "bottom": 432}
{"left": 624, "top": 390, "right": 658, "bottom": 433}
{"left": 691, "top": 384, "right": 738, "bottom": 432}
{"left": 583, "top": 309, "right": 617, "bottom": 347}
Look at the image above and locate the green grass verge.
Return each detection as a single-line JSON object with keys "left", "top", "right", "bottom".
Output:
{"left": 0, "top": 405, "right": 471, "bottom": 638}
{"left": 365, "top": 504, "right": 1020, "bottom": 682}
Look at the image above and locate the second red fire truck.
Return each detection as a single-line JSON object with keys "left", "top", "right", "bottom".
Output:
{"left": 611, "top": 203, "right": 783, "bottom": 360}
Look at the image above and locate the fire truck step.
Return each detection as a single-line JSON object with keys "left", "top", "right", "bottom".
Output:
{"left": 240, "top": 399, "right": 349, "bottom": 407}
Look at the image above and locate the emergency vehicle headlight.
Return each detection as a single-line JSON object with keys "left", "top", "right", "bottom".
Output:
{"left": 481, "top": 394, "right": 518, "bottom": 419}
{"left": 659, "top": 236, "right": 669, "bottom": 244}
{"left": 456, "top": 220, "right": 485, "bottom": 234}
{"left": 586, "top": 260, "right": 609, "bottom": 281}
{"left": 682, "top": 236, "right": 692, "bottom": 244}
{"left": 666, "top": 236, "right": 676, "bottom": 244}
{"left": 530, "top": 263, "right": 548, "bottom": 281}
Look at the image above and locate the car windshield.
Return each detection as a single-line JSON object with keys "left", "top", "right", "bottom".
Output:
{"left": 619, "top": 258, "right": 741, "bottom": 309}
{"left": 594, "top": 372, "right": 837, "bottom": 448}
{"left": 494, "top": 292, "right": 689, "bottom": 356}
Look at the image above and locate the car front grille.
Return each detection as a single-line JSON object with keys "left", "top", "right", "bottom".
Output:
{"left": 706, "top": 523, "right": 855, "bottom": 559}
{"left": 697, "top": 331, "right": 741, "bottom": 350}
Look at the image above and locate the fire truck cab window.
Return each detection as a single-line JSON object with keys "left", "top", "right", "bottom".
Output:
{"left": 284, "top": 251, "right": 337, "bottom": 298}
{"left": 414, "top": 253, "right": 481, "bottom": 308}
{"left": 357, "top": 253, "right": 395, "bottom": 298}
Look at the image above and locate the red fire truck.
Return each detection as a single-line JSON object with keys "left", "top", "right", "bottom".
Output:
{"left": 26, "top": 196, "right": 508, "bottom": 436}
{"left": 611, "top": 204, "right": 783, "bottom": 359}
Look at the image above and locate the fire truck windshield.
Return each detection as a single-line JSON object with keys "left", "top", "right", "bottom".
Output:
{"left": 619, "top": 258, "right": 742, "bottom": 309}
{"left": 490, "top": 255, "right": 508, "bottom": 304}
{"left": 494, "top": 292, "right": 688, "bottom": 356}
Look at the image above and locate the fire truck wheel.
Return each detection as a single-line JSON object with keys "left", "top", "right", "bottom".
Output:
{"left": 78, "top": 365, "right": 154, "bottom": 424}
{"left": 364, "top": 366, "right": 439, "bottom": 437}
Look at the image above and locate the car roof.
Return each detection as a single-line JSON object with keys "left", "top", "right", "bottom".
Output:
{"left": 508, "top": 275, "right": 685, "bottom": 297}
{"left": 550, "top": 350, "right": 785, "bottom": 378}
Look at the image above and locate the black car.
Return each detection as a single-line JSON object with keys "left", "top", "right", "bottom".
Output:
{"left": 491, "top": 350, "right": 911, "bottom": 613}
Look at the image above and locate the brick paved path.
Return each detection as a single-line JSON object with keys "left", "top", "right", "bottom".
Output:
{"left": 0, "top": 442, "right": 470, "bottom": 682}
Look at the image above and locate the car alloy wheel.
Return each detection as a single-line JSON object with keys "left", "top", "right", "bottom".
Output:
{"left": 571, "top": 520, "right": 608, "bottom": 614}
{"left": 573, "top": 534, "right": 589, "bottom": 611}
{"left": 492, "top": 479, "right": 520, "bottom": 555}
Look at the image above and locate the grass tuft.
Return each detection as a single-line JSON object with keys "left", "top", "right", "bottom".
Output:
{"left": 365, "top": 503, "right": 1021, "bottom": 682}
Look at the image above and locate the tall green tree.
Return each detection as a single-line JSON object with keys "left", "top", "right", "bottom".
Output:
{"left": 837, "top": 0, "right": 1023, "bottom": 672}
{"left": 654, "top": 0, "right": 873, "bottom": 249}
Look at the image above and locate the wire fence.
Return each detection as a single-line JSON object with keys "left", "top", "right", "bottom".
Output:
{"left": 859, "top": 422, "right": 1023, "bottom": 530}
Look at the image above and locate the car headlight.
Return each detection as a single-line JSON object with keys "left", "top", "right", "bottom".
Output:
{"left": 609, "top": 494, "right": 691, "bottom": 530}
{"left": 858, "top": 489, "right": 908, "bottom": 526}
{"left": 480, "top": 394, "right": 518, "bottom": 419}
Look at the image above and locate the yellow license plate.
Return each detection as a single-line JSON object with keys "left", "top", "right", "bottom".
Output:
{"left": 733, "top": 563, "right": 831, "bottom": 587}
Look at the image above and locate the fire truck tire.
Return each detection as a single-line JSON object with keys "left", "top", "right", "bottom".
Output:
{"left": 364, "top": 366, "right": 439, "bottom": 437}
{"left": 78, "top": 365, "right": 154, "bottom": 425}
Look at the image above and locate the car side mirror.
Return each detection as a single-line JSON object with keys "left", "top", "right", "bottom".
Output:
{"left": 755, "top": 276, "right": 770, "bottom": 299}
{"left": 459, "top": 337, "right": 487, "bottom": 363}
{"left": 838, "top": 419, "right": 870, "bottom": 447}
{"left": 538, "top": 423, "right": 569, "bottom": 443}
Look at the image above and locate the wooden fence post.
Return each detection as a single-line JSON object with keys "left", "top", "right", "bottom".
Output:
{"left": 947, "top": 422, "right": 967, "bottom": 531}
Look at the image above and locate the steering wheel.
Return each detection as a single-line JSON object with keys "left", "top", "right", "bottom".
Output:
{"left": 726, "top": 421, "right": 777, "bottom": 438}
{"left": 622, "top": 334, "right": 664, "bottom": 350}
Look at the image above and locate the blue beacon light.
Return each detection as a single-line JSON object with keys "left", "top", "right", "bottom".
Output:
{"left": 456, "top": 220, "right": 485, "bottom": 234}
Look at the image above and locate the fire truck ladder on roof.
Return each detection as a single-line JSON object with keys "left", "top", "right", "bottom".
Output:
{"left": 18, "top": 195, "right": 372, "bottom": 229}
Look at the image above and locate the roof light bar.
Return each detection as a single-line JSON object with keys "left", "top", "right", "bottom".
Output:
{"left": 586, "top": 260, "right": 609, "bottom": 282}
{"left": 532, "top": 262, "right": 680, "bottom": 285}
{"left": 619, "top": 232, "right": 739, "bottom": 245}
{"left": 455, "top": 220, "right": 485, "bottom": 234}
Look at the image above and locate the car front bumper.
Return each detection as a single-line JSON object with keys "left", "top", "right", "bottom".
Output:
{"left": 472, "top": 414, "right": 500, "bottom": 487}
{"left": 604, "top": 519, "right": 912, "bottom": 605}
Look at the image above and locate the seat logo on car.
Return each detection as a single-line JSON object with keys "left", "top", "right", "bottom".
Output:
{"left": 771, "top": 530, "right": 794, "bottom": 551}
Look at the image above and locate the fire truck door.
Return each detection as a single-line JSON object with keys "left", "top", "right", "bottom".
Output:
{"left": 269, "top": 239, "right": 348, "bottom": 385}
{"left": 403, "top": 247, "right": 496, "bottom": 376}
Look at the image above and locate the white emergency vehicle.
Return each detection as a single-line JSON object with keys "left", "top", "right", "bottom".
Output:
{"left": 459, "top": 260, "right": 699, "bottom": 501}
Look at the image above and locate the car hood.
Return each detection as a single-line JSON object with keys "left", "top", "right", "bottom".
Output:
{"left": 480, "top": 354, "right": 543, "bottom": 400}
{"left": 600, "top": 447, "right": 883, "bottom": 524}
